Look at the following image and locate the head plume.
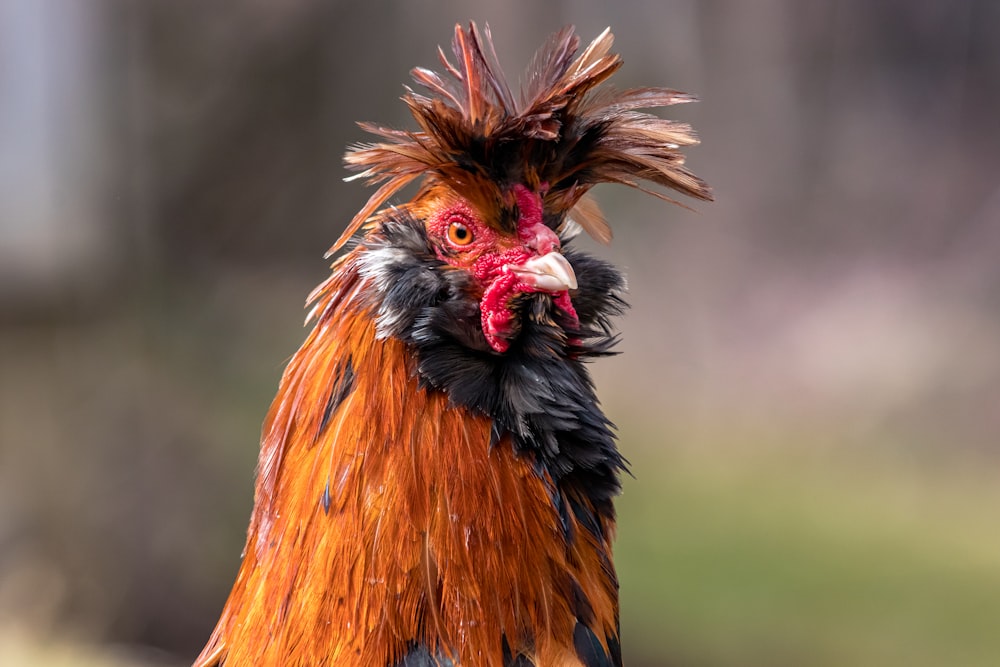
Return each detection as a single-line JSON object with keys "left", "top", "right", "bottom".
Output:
{"left": 335, "top": 23, "right": 712, "bottom": 253}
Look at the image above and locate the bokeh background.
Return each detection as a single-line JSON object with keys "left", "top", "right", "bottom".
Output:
{"left": 2, "top": 0, "right": 999, "bottom": 665}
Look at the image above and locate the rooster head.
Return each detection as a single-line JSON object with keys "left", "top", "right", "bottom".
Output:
{"left": 410, "top": 183, "right": 576, "bottom": 352}
{"left": 337, "top": 23, "right": 712, "bottom": 355}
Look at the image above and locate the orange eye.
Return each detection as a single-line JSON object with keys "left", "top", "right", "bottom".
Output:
{"left": 447, "top": 220, "right": 474, "bottom": 246}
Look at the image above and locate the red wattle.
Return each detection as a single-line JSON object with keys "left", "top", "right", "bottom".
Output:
{"left": 473, "top": 185, "right": 581, "bottom": 353}
{"left": 480, "top": 269, "right": 580, "bottom": 353}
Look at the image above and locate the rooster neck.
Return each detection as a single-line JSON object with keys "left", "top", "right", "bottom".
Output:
{"left": 195, "top": 257, "right": 625, "bottom": 667}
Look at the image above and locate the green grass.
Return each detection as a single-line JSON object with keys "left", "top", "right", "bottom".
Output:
{"left": 615, "top": 429, "right": 1000, "bottom": 667}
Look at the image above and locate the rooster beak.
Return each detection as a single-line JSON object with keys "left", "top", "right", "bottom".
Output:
{"left": 508, "top": 252, "right": 578, "bottom": 292}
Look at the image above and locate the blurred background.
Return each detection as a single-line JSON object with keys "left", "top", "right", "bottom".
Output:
{"left": 1, "top": 0, "right": 999, "bottom": 665}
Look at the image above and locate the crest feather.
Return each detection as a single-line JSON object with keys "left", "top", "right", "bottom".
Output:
{"left": 335, "top": 23, "right": 712, "bottom": 254}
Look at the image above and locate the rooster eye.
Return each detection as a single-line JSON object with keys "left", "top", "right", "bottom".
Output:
{"left": 447, "top": 220, "right": 474, "bottom": 246}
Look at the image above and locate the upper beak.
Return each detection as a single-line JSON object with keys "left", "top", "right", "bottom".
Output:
{"left": 507, "top": 252, "right": 578, "bottom": 292}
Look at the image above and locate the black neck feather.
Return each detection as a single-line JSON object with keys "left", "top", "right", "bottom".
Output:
{"left": 357, "top": 212, "right": 628, "bottom": 519}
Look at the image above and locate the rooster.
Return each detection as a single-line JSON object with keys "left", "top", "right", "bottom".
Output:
{"left": 194, "top": 23, "right": 711, "bottom": 667}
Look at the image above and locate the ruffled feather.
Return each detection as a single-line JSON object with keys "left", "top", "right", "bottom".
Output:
{"left": 336, "top": 23, "right": 712, "bottom": 254}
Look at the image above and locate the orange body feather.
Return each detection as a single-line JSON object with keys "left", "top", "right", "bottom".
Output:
{"left": 195, "top": 256, "right": 616, "bottom": 667}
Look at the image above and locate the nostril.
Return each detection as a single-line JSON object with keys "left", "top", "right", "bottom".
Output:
{"left": 521, "top": 222, "right": 560, "bottom": 255}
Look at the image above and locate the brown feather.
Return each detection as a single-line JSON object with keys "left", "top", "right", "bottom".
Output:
{"left": 194, "top": 254, "right": 619, "bottom": 667}
{"left": 334, "top": 22, "right": 712, "bottom": 254}
{"left": 566, "top": 192, "right": 612, "bottom": 245}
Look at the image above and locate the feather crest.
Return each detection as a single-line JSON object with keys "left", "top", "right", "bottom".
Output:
{"left": 336, "top": 22, "right": 712, "bottom": 254}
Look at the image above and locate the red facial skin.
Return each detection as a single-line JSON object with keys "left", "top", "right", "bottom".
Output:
{"left": 426, "top": 185, "right": 579, "bottom": 353}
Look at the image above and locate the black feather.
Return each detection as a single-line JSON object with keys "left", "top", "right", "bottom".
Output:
{"left": 569, "top": 495, "right": 604, "bottom": 542}
{"left": 552, "top": 488, "right": 576, "bottom": 546}
{"left": 359, "top": 211, "right": 629, "bottom": 517}
{"left": 573, "top": 622, "right": 615, "bottom": 667}
{"left": 320, "top": 478, "right": 331, "bottom": 514}
{"left": 318, "top": 356, "right": 355, "bottom": 436}
{"left": 501, "top": 635, "right": 534, "bottom": 666}
{"left": 394, "top": 644, "right": 455, "bottom": 667}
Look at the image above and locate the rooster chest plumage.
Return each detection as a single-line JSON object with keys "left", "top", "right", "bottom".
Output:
{"left": 197, "top": 240, "right": 625, "bottom": 666}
